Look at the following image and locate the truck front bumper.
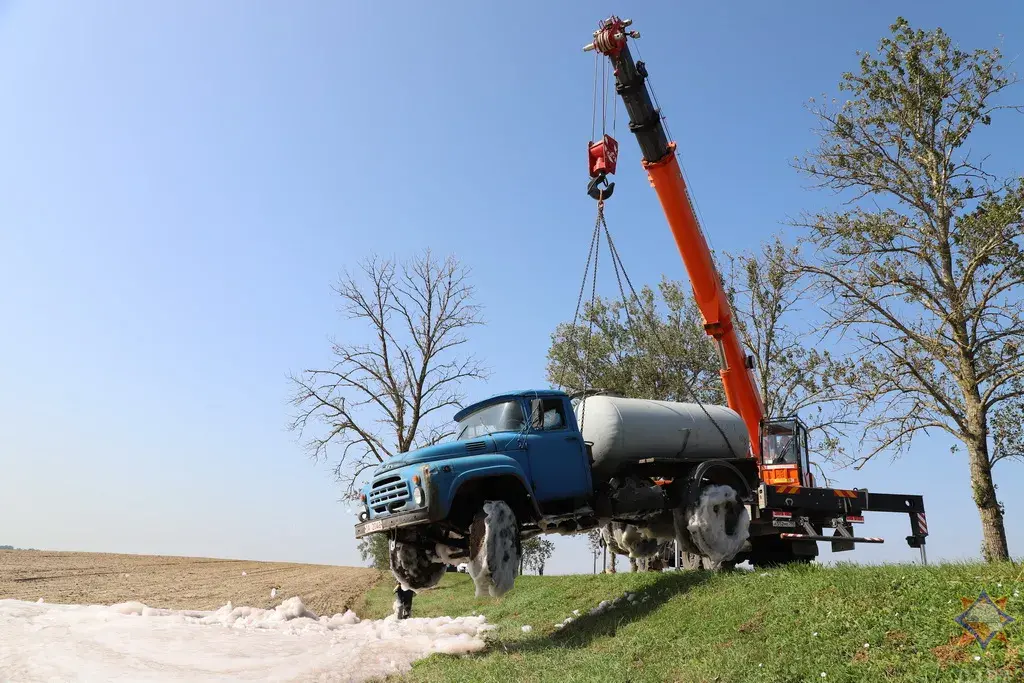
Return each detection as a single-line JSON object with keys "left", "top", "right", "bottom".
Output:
{"left": 354, "top": 508, "right": 431, "bottom": 538}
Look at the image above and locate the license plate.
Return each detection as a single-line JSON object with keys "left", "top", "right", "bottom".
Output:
{"left": 362, "top": 519, "right": 385, "bottom": 534}
{"left": 772, "top": 519, "right": 796, "bottom": 527}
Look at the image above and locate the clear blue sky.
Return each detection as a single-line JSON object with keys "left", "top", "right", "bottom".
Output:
{"left": 1, "top": 1, "right": 1022, "bottom": 574}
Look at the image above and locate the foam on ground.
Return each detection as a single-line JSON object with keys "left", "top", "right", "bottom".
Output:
{"left": 0, "top": 596, "right": 493, "bottom": 682}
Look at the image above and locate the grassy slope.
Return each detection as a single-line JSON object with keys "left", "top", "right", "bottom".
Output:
{"left": 361, "top": 562, "right": 1024, "bottom": 683}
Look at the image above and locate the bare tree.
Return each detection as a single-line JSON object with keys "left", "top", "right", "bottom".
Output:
{"left": 724, "top": 235, "right": 854, "bottom": 478}
{"left": 288, "top": 250, "right": 488, "bottom": 497}
{"left": 794, "top": 17, "right": 1023, "bottom": 561}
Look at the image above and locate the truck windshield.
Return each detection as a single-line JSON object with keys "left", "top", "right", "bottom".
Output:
{"left": 454, "top": 400, "right": 526, "bottom": 440}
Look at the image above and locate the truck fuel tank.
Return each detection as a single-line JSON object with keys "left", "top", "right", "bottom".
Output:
{"left": 574, "top": 395, "right": 750, "bottom": 475}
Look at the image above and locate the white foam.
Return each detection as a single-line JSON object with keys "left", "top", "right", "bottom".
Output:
{"left": 686, "top": 484, "right": 750, "bottom": 564}
{"left": 0, "top": 597, "right": 493, "bottom": 682}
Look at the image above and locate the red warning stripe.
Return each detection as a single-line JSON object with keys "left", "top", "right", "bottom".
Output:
{"left": 833, "top": 489, "right": 858, "bottom": 498}
{"left": 917, "top": 512, "right": 928, "bottom": 536}
{"left": 774, "top": 485, "right": 801, "bottom": 494}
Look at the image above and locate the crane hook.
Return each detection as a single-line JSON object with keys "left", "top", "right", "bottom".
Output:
{"left": 587, "top": 173, "right": 615, "bottom": 201}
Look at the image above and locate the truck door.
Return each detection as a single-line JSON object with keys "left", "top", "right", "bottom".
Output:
{"left": 524, "top": 396, "right": 592, "bottom": 511}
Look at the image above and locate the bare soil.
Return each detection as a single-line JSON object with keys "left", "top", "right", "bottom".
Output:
{"left": 0, "top": 550, "right": 381, "bottom": 615}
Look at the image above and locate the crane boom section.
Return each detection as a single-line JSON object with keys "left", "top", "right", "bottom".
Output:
{"left": 587, "top": 17, "right": 765, "bottom": 456}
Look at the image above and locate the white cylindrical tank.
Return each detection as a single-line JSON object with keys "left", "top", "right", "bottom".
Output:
{"left": 574, "top": 395, "right": 750, "bottom": 475}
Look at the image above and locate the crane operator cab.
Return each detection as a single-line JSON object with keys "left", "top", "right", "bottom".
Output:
{"left": 760, "top": 416, "right": 813, "bottom": 488}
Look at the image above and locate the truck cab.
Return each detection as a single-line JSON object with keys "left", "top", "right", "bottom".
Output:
{"left": 354, "top": 390, "right": 592, "bottom": 538}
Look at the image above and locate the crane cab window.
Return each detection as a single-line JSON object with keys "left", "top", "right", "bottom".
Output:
{"left": 762, "top": 419, "right": 810, "bottom": 476}
{"left": 530, "top": 398, "right": 567, "bottom": 431}
{"left": 763, "top": 428, "right": 798, "bottom": 465}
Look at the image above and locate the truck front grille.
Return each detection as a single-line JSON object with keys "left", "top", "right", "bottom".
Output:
{"left": 369, "top": 475, "right": 410, "bottom": 514}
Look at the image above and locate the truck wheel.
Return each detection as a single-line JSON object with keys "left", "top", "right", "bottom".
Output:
{"left": 389, "top": 537, "right": 447, "bottom": 594}
{"left": 685, "top": 484, "right": 749, "bottom": 566}
{"left": 466, "top": 500, "right": 519, "bottom": 598}
{"left": 680, "top": 551, "right": 736, "bottom": 571}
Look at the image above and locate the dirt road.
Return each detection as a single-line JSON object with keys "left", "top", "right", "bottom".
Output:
{"left": 0, "top": 550, "right": 380, "bottom": 615}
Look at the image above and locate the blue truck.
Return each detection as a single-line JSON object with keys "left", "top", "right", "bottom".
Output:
{"left": 354, "top": 389, "right": 758, "bottom": 609}
{"left": 355, "top": 389, "right": 928, "bottom": 618}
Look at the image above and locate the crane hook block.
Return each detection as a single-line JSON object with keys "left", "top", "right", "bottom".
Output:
{"left": 588, "top": 135, "right": 619, "bottom": 178}
{"left": 588, "top": 135, "right": 618, "bottom": 200}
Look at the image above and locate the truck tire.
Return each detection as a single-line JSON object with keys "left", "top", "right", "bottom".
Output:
{"left": 685, "top": 484, "right": 749, "bottom": 566}
{"left": 679, "top": 551, "right": 736, "bottom": 571}
{"left": 466, "top": 500, "right": 519, "bottom": 598}
{"left": 389, "top": 537, "right": 447, "bottom": 594}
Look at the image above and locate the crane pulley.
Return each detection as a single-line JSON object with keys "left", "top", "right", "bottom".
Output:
{"left": 584, "top": 17, "right": 638, "bottom": 202}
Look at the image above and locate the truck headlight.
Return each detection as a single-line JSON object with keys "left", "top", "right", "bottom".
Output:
{"left": 413, "top": 486, "right": 424, "bottom": 506}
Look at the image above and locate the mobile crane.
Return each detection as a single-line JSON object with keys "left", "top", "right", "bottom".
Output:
{"left": 583, "top": 15, "right": 929, "bottom": 565}
{"left": 352, "top": 16, "right": 930, "bottom": 616}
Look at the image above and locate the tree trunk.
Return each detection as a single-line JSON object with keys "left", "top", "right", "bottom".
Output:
{"left": 966, "top": 436, "right": 1010, "bottom": 561}
{"left": 538, "top": 564, "right": 544, "bottom": 576}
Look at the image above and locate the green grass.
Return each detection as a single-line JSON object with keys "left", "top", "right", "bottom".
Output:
{"left": 361, "top": 562, "right": 1024, "bottom": 683}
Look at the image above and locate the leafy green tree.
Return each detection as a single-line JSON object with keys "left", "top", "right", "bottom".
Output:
{"left": 546, "top": 259, "right": 837, "bottom": 476}
{"left": 546, "top": 278, "right": 723, "bottom": 405}
{"left": 521, "top": 536, "right": 555, "bottom": 575}
{"left": 724, "top": 235, "right": 855, "bottom": 472}
{"left": 795, "top": 17, "right": 1023, "bottom": 560}
{"left": 357, "top": 533, "right": 390, "bottom": 571}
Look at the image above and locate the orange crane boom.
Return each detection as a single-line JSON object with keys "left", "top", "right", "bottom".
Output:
{"left": 585, "top": 17, "right": 765, "bottom": 457}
